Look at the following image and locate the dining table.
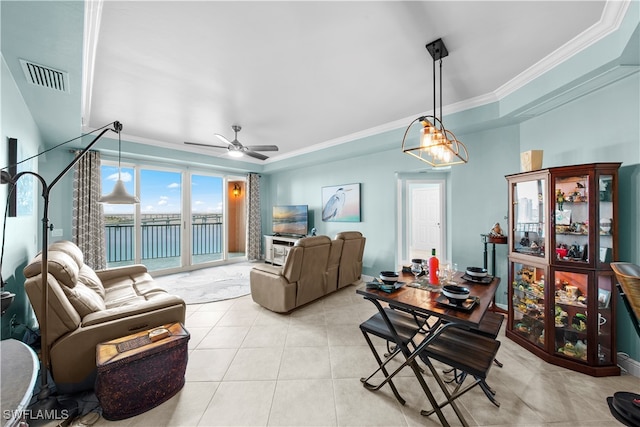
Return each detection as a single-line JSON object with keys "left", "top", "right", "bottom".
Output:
{"left": 356, "top": 270, "right": 501, "bottom": 427}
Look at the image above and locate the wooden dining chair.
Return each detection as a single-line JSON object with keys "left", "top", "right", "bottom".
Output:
{"left": 417, "top": 325, "right": 501, "bottom": 422}
{"left": 359, "top": 307, "right": 424, "bottom": 405}
{"left": 440, "top": 311, "right": 504, "bottom": 407}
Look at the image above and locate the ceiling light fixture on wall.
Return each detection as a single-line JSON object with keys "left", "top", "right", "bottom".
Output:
{"left": 401, "top": 38, "right": 469, "bottom": 167}
{"left": 99, "top": 123, "right": 140, "bottom": 204}
{"left": 233, "top": 183, "right": 241, "bottom": 197}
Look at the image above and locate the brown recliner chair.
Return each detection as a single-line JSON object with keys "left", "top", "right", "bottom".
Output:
{"left": 250, "top": 235, "right": 333, "bottom": 313}
{"left": 335, "top": 231, "right": 366, "bottom": 289}
{"left": 23, "top": 240, "right": 186, "bottom": 393}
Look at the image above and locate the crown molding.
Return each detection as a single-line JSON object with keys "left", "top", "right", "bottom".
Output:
{"left": 81, "top": 0, "right": 105, "bottom": 128}
{"left": 494, "top": 0, "right": 630, "bottom": 100}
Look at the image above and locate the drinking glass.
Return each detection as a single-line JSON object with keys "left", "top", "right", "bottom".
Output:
{"left": 440, "top": 262, "right": 451, "bottom": 284}
{"left": 449, "top": 263, "right": 458, "bottom": 283}
{"left": 436, "top": 268, "right": 448, "bottom": 290}
{"left": 410, "top": 261, "right": 423, "bottom": 285}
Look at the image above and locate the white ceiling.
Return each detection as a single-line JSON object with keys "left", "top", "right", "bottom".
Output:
{"left": 4, "top": 1, "right": 632, "bottom": 164}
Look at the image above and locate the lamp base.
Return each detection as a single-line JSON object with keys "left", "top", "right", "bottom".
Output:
{"left": 26, "top": 393, "right": 78, "bottom": 427}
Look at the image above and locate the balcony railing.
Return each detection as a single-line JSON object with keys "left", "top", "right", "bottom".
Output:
{"left": 105, "top": 215, "right": 223, "bottom": 263}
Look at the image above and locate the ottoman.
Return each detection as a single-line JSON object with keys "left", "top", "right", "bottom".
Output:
{"left": 95, "top": 323, "right": 190, "bottom": 420}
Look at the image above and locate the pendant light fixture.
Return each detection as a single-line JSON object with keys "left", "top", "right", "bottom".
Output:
{"left": 402, "top": 38, "right": 469, "bottom": 167}
{"left": 99, "top": 122, "right": 140, "bottom": 204}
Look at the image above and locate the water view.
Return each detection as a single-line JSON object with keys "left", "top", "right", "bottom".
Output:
{"left": 105, "top": 213, "right": 224, "bottom": 268}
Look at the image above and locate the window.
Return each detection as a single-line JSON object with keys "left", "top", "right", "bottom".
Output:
{"left": 101, "top": 162, "right": 245, "bottom": 272}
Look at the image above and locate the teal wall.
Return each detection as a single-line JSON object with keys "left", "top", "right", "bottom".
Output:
{"left": 261, "top": 131, "right": 422, "bottom": 274}
{"left": 0, "top": 56, "right": 41, "bottom": 339}
{"left": 617, "top": 164, "right": 640, "bottom": 361}
{"left": 519, "top": 75, "right": 640, "bottom": 167}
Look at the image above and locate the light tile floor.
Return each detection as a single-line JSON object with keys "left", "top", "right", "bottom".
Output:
{"left": 93, "top": 286, "right": 638, "bottom": 426}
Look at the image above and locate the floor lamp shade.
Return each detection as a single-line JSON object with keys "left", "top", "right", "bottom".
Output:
{"left": 99, "top": 179, "right": 139, "bottom": 204}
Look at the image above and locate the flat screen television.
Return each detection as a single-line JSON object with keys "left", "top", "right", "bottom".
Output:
{"left": 272, "top": 205, "right": 308, "bottom": 237}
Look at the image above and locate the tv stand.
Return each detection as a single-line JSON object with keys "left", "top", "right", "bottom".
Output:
{"left": 264, "top": 235, "right": 301, "bottom": 266}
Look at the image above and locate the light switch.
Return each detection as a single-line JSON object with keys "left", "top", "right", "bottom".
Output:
{"left": 51, "top": 229, "right": 63, "bottom": 237}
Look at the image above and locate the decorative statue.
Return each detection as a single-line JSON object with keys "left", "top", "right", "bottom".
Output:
{"left": 489, "top": 222, "right": 504, "bottom": 237}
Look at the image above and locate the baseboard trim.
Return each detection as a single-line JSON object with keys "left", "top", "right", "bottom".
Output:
{"left": 618, "top": 353, "right": 640, "bottom": 378}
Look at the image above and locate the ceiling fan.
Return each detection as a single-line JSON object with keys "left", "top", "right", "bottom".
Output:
{"left": 184, "top": 125, "right": 279, "bottom": 160}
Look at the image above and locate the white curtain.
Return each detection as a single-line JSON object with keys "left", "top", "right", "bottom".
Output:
{"left": 246, "top": 173, "right": 262, "bottom": 260}
{"left": 72, "top": 151, "right": 106, "bottom": 269}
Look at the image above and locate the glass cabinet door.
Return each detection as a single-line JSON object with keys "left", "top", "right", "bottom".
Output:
{"left": 596, "top": 273, "right": 614, "bottom": 365}
{"left": 511, "top": 263, "right": 546, "bottom": 349}
{"left": 513, "top": 179, "right": 546, "bottom": 258}
{"left": 554, "top": 174, "right": 589, "bottom": 264}
{"left": 597, "top": 174, "right": 614, "bottom": 266}
{"left": 553, "top": 269, "right": 589, "bottom": 362}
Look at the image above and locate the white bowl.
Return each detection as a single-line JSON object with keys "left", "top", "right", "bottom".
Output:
{"left": 466, "top": 267, "right": 488, "bottom": 278}
{"left": 379, "top": 271, "right": 398, "bottom": 282}
{"left": 442, "top": 285, "right": 470, "bottom": 304}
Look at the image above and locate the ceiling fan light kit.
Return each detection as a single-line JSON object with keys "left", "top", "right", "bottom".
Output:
{"left": 185, "top": 124, "right": 279, "bottom": 160}
{"left": 402, "top": 38, "right": 469, "bottom": 167}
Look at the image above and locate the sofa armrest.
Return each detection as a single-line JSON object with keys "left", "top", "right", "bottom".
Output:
{"left": 250, "top": 269, "right": 297, "bottom": 313}
{"left": 49, "top": 301, "right": 186, "bottom": 392}
{"left": 95, "top": 264, "right": 148, "bottom": 282}
{"left": 82, "top": 294, "right": 185, "bottom": 327}
{"left": 251, "top": 263, "right": 283, "bottom": 275}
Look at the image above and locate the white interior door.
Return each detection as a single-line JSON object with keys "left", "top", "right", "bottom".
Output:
{"left": 410, "top": 185, "right": 442, "bottom": 261}
{"left": 398, "top": 179, "right": 445, "bottom": 268}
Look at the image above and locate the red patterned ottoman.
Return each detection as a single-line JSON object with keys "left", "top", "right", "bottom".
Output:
{"left": 95, "top": 323, "right": 190, "bottom": 420}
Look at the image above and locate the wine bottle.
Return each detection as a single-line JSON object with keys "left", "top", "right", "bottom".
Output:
{"left": 429, "top": 248, "right": 439, "bottom": 285}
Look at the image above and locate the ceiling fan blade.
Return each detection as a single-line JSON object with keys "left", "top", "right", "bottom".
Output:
{"left": 244, "top": 150, "right": 269, "bottom": 161}
{"left": 245, "top": 145, "right": 279, "bottom": 152}
{"left": 184, "top": 141, "right": 229, "bottom": 149}
{"left": 214, "top": 133, "right": 233, "bottom": 146}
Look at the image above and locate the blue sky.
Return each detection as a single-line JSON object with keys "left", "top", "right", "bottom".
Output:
{"left": 101, "top": 166, "right": 222, "bottom": 215}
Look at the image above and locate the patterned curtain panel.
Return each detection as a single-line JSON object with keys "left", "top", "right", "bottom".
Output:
{"left": 246, "top": 173, "right": 262, "bottom": 260}
{"left": 72, "top": 151, "right": 106, "bottom": 269}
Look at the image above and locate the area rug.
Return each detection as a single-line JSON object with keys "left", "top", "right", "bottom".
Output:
{"left": 153, "top": 262, "right": 255, "bottom": 304}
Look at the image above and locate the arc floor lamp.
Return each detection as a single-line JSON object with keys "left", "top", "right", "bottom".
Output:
{"left": 1, "top": 120, "right": 138, "bottom": 423}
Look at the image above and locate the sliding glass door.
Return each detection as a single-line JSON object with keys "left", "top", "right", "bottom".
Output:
{"left": 102, "top": 162, "right": 246, "bottom": 272}
{"left": 190, "top": 174, "right": 223, "bottom": 265}
{"left": 139, "top": 168, "right": 183, "bottom": 270}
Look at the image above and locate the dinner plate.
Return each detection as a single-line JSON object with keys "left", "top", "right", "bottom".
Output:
{"left": 366, "top": 280, "right": 405, "bottom": 293}
{"left": 465, "top": 267, "right": 488, "bottom": 277}
{"left": 435, "top": 294, "right": 479, "bottom": 311}
{"left": 461, "top": 273, "right": 494, "bottom": 284}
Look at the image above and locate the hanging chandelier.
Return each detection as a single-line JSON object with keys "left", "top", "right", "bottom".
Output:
{"left": 402, "top": 38, "right": 469, "bottom": 167}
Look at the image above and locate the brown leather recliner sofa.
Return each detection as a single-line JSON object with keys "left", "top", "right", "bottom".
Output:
{"left": 249, "top": 232, "right": 366, "bottom": 313}
{"left": 23, "top": 240, "right": 186, "bottom": 393}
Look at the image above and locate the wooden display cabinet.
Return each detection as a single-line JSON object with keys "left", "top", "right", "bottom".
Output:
{"left": 506, "top": 162, "right": 620, "bottom": 376}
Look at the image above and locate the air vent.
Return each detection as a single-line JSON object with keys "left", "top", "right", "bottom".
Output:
{"left": 19, "top": 59, "right": 69, "bottom": 93}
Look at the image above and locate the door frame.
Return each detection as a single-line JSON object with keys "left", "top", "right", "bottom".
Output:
{"left": 396, "top": 178, "right": 446, "bottom": 268}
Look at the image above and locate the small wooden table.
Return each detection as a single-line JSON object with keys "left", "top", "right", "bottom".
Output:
{"left": 95, "top": 323, "right": 190, "bottom": 420}
{"left": 481, "top": 234, "right": 508, "bottom": 314}
{"left": 357, "top": 272, "right": 500, "bottom": 427}
{"left": 358, "top": 272, "right": 500, "bottom": 329}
